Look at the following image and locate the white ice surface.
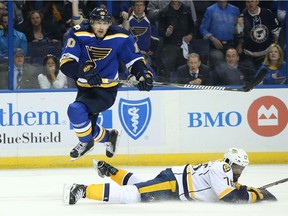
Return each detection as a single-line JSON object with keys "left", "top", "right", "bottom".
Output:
{"left": 1, "top": 165, "right": 287, "bottom": 216}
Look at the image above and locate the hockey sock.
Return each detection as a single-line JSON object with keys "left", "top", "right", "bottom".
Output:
{"left": 93, "top": 126, "right": 109, "bottom": 142}
{"left": 111, "top": 169, "right": 143, "bottom": 186}
{"left": 86, "top": 183, "right": 108, "bottom": 201}
{"left": 67, "top": 102, "right": 93, "bottom": 142}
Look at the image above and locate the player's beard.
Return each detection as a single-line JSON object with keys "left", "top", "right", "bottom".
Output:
{"left": 95, "top": 31, "right": 105, "bottom": 38}
{"left": 233, "top": 174, "right": 240, "bottom": 182}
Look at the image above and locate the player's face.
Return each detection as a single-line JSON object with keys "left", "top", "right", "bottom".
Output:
{"left": 91, "top": 20, "right": 110, "bottom": 38}
{"left": 231, "top": 164, "right": 245, "bottom": 182}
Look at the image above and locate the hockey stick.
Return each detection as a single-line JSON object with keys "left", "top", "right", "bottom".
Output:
{"left": 103, "top": 68, "right": 267, "bottom": 92}
{"left": 259, "top": 177, "right": 288, "bottom": 189}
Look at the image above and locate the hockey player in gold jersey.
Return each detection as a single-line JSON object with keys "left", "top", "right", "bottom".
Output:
{"left": 63, "top": 148, "right": 277, "bottom": 204}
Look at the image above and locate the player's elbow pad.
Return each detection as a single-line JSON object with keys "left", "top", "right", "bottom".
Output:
{"left": 60, "top": 61, "right": 80, "bottom": 80}
{"left": 131, "top": 60, "right": 146, "bottom": 77}
{"left": 220, "top": 189, "right": 250, "bottom": 204}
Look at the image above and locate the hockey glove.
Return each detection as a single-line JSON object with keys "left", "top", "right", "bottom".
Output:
{"left": 236, "top": 184, "right": 277, "bottom": 202}
{"left": 247, "top": 187, "right": 264, "bottom": 202}
{"left": 80, "top": 62, "right": 102, "bottom": 86}
{"left": 135, "top": 70, "right": 153, "bottom": 91}
{"left": 247, "top": 187, "right": 277, "bottom": 202}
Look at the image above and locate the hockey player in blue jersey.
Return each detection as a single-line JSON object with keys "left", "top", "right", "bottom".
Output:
{"left": 60, "top": 7, "right": 153, "bottom": 160}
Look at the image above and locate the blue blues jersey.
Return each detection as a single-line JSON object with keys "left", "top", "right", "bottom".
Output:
{"left": 129, "top": 12, "right": 159, "bottom": 53}
{"left": 257, "top": 63, "right": 287, "bottom": 85}
{"left": 241, "top": 8, "right": 279, "bottom": 53}
{"left": 60, "top": 24, "right": 144, "bottom": 88}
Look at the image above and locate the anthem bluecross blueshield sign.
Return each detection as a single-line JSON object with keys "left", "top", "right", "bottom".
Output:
{"left": 118, "top": 98, "right": 152, "bottom": 140}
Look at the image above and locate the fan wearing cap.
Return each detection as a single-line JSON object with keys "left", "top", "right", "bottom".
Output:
{"left": 63, "top": 148, "right": 277, "bottom": 205}
{"left": 0, "top": 48, "right": 39, "bottom": 89}
{"left": 60, "top": 7, "right": 154, "bottom": 161}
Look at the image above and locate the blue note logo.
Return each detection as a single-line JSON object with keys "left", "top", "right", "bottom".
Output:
{"left": 119, "top": 98, "right": 152, "bottom": 140}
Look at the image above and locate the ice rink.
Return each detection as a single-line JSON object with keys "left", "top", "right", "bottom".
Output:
{"left": 1, "top": 164, "right": 287, "bottom": 216}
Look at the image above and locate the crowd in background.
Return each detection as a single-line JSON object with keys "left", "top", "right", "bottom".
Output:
{"left": 0, "top": 0, "right": 287, "bottom": 90}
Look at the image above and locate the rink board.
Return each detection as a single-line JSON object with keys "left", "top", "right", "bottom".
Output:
{"left": 0, "top": 87, "right": 287, "bottom": 168}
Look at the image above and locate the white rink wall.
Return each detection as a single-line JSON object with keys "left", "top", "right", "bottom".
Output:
{"left": 0, "top": 88, "right": 287, "bottom": 168}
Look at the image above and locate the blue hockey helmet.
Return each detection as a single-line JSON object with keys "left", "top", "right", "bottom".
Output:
{"left": 89, "top": 8, "right": 112, "bottom": 23}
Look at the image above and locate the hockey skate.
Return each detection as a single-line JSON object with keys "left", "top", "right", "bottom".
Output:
{"left": 92, "top": 159, "right": 118, "bottom": 178}
{"left": 105, "top": 129, "right": 121, "bottom": 158}
{"left": 63, "top": 183, "right": 86, "bottom": 205}
{"left": 70, "top": 139, "right": 94, "bottom": 161}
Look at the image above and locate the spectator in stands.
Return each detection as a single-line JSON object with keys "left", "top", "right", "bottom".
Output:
{"left": 0, "top": 12, "right": 28, "bottom": 58}
{"left": 0, "top": 1, "right": 6, "bottom": 29}
{"left": 193, "top": 1, "right": 214, "bottom": 39}
{"left": 256, "top": 43, "right": 287, "bottom": 85}
{"left": 147, "top": 0, "right": 197, "bottom": 26}
{"left": 0, "top": 48, "right": 39, "bottom": 89}
{"left": 12, "top": 0, "right": 26, "bottom": 30}
{"left": 62, "top": 0, "right": 90, "bottom": 45}
{"left": 157, "top": 0, "right": 195, "bottom": 82}
{"left": 200, "top": 1, "right": 240, "bottom": 68}
{"left": 175, "top": 52, "right": 212, "bottom": 85}
{"left": 236, "top": 0, "right": 279, "bottom": 68}
{"left": 277, "top": 1, "right": 286, "bottom": 52}
{"left": 24, "top": 10, "right": 61, "bottom": 43}
{"left": 22, "top": 1, "right": 74, "bottom": 33}
{"left": 230, "top": 0, "right": 277, "bottom": 13}
{"left": 129, "top": 0, "right": 159, "bottom": 67}
{"left": 117, "top": 11, "right": 130, "bottom": 31}
{"left": 38, "top": 54, "right": 67, "bottom": 89}
{"left": 60, "top": 0, "right": 89, "bottom": 27}
{"left": 213, "top": 47, "right": 254, "bottom": 85}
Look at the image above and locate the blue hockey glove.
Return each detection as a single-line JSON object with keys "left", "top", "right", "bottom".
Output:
{"left": 136, "top": 70, "right": 153, "bottom": 91}
{"left": 80, "top": 62, "right": 102, "bottom": 86}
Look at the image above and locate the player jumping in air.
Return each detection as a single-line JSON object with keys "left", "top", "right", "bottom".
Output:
{"left": 63, "top": 148, "right": 277, "bottom": 204}
{"left": 60, "top": 8, "right": 153, "bottom": 160}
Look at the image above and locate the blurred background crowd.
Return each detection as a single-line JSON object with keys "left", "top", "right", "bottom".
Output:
{"left": 0, "top": 0, "right": 287, "bottom": 90}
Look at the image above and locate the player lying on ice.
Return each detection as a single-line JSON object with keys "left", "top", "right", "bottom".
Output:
{"left": 63, "top": 148, "right": 277, "bottom": 204}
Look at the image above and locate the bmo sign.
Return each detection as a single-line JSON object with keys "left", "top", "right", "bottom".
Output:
{"left": 247, "top": 96, "right": 288, "bottom": 137}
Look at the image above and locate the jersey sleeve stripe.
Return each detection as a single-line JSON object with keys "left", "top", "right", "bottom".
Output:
{"left": 182, "top": 164, "right": 195, "bottom": 201}
{"left": 74, "top": 32, "right": 95, "bottom": 37}
{"left": 186, "top": 165, "right": 195, "bottom": 199}
{"left": 104, "top": 33, "right": 129, "bottom": 40}
{"left": 218, "top": 187, "right": 235, "bottom": 199}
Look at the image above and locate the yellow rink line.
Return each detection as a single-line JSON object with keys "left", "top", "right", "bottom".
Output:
{"left": 0, "top": 152, "right": 287, "bottom": 169}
